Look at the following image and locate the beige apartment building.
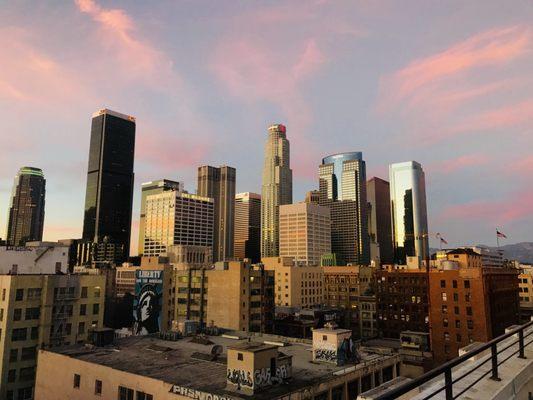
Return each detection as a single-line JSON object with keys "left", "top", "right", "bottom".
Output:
{"left": 0, "top": 273, "right": 106, "bottom": 400}
{"left": 279, "top": 202, "right": 331, "bottom": 266}
{"left": 263, "top": 257, "right": 324, "bottom": 308}
{"left": 34, "top": 328, "right": 401, "bottom": 400}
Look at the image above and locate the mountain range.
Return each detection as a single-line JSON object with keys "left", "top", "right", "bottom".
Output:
{"left": 430, "top": 242, "right": 533, "bottom": 264}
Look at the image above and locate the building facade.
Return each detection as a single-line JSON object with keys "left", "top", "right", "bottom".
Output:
{"left": 138, "top": 179, "right": 183, "bottom": 256}
{"left": 305, "top": 190, "right": 320, "bottom": 204}
{"left": 0, "top": 273, "right": 105, "bottom": 399}
{"left": 82, "top": 109, "right": 136, "bottom": 261}
{"left": 279, "top": 202, "right": 331, "bottom": 266}
{"left": 263, "top": 257, "right": 324, "bottom": 308}
{"left": 261, "top": 124, "right": 292, "bottom": 258}
{"left": 429, "top": 249, "right": 520, "bottom": 365}
{"left": 519, "top": 264, "right": 533, "bottom": 323}
{"left": 6, "top": 167, "right": 46, "bottom": 247}
{"left": 319, "top": 152, "right": 369, "bottom": 265}
{"left": 234, "top": 192, "right": 261, "bottom": 263}
{"left": 143, "top": 190, "right": 214, "bottom": 257}
{"left": 389, "top": 161, "right": 429, "bottom": 264}
{"left": 376, "top": 266, "right": 429, "bottom": 339}
{"left": 197, "top": 166, "right": 236, "bottom": 262}
{"left": 0, "top": 242, "right": 68, "bottom": 275}
{"left": 367, "top": 177, "right": 393, "bottom": 265}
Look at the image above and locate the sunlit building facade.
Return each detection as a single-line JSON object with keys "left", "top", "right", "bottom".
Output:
{"left": 389, "top": 161, "right": 429, "bottom": 264}
{"left": 261, "top": 124, "right": 292, "bottom": 258}
{"left": 319, "top": 152, "right": 369, "bottom": 265}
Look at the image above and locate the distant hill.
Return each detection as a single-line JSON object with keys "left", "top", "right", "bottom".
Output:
{"left": 431, "top": 242, "right": 533, "bottom": 264}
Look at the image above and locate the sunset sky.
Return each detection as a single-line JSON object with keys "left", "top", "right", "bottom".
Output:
{"left": 0, "top": 0, "right": 532, "bottom": 253}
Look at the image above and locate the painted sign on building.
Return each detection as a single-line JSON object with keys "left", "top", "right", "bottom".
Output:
{"left": 133, "top": 269, "right": 163, "bottom": 335}
{"left": 169, "top": 385, "right": 234, "bottom": 400}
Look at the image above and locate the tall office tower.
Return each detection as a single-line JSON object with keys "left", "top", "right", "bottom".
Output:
{"left": 6, "top": 167, "right": 46, "bottom": 246}
{"left": 138, "top": 179, "right": 183, "bottom": 256}
{"left": 143, "top": 189, "right": 214, "bottom": 257}
{"left": 279, "top": 202, "right": 331, "bottom": 266}
{"left": 305, "top": 190, "right": 320, "bottom": 204}
{"left": 367, "top": 177, "right": 393, "bottom": 264}
{"left": 261, "top": 124, "right": 292, "bottom": 258}
{"left": 319, "top": 152, "right": 370, "bottom": 265}
{"left": 197, "top": 165, "right": 236, "bottom": 262}
{"left": 389, "top": 161, "right": 429, "bottom": 264}
{"left": 234, "top": 192, "right": 261, "bottom": 263}
{"left": 82, "top": 109, "right": 136, "bottom": 261}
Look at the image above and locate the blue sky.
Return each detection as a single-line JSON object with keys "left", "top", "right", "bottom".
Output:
{"left": 0, "top": 1, "right": 532, "bottom": 253}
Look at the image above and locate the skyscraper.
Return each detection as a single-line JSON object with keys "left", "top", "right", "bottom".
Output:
{"left": 389, "top": 161, "right": 429, "bottom": 264}
{"left": 197, "top": 165, "right": 236, "bottom": 262}
{"left": 143, "top": 189, "right": 214, "bottom": 257}
{"left": 138, "top": 179, "right": 183, "bottom": 256}
{"left": 234, "top": 192, "right": 261, "bottom": 263}
{"left": 6, "top": 167, "right": 46, "bottom": 246}
{"left": 319, "top": 152, "right": 369, "bottom": 265}
{"left": 82, "top": 109, "right": 136, "bottom": 261}
{"left": 261, "top": 124, "right": 292, "bottom": 258}
{"left": 367, "top": 177, "right": 393, "bottom": 264}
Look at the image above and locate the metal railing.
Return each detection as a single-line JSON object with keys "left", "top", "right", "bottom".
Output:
{"left": 375, "top": 320, "right": 533, "bottom": 400}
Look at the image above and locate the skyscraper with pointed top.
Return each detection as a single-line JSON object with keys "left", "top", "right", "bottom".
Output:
{"left": 261, "top": 124, "right": 292, "bottom": 258}
{"left": 6, "top": 166, "right": 46, "bottom": 246}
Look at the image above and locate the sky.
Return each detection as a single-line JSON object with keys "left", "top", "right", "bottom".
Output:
{"left": 0, "top": 0, "right": 532, "bottom": 254}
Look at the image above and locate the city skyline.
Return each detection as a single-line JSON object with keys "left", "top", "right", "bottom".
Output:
{"left": 0, "top": 1, "right": 532, "bottom": 250}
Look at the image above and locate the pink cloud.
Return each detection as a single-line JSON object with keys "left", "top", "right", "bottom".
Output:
{"left": 430, "top": 153, "right": 489, "bottom": 174}
{"left": 75, "top": 0, "right": 180, "bottom": 90}
{"left": 509, "top": 156, "right": 533, "bottom": 174}
{"left": 439, "top": 190, "right": 533, "bottom": 225}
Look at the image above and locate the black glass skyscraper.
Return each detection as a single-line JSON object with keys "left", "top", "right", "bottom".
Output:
{"left": 82, "top": 109, "right": 136, "bottom": 261}
{"left": 6, "top": 167, "right": 46, "bottom": 246}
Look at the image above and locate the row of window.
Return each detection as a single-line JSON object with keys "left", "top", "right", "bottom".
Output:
{"left": 73, "top": 374, "right": 153, "bottom": 399}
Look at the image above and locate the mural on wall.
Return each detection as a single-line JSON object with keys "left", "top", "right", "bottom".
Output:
{"left": 133, "top": 269, "right": 163, "bottom": 335}
{"left": 253, "top": 364, "right": 290, "bottom": 387}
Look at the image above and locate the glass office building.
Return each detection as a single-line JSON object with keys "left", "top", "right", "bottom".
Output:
{"left": 82, "top": 109, "right": 136, "bottom": 261}
{"left": 319, "top": 152, "right": 369, "bottom": 265}
{"left": 389, "top": 161, "right": 429, "bottom": 264}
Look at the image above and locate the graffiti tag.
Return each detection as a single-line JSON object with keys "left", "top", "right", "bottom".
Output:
{"left": 169, "top": 385, "right": 233, "bottom": 400}
{"left": 227, "top": 369, "right": 253, "bottom": 388}
{"left": 315, "top": 348, "right": 337, "bottom": 362}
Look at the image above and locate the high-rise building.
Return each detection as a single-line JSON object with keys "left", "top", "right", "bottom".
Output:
{"left": 367, "top": 177, "right": 393, "bottom": 265}
{"left": 0, "top": 273, "right": 105, "bottom": 399}
{"left": 6, "top": 167, "right": 46, "bottom": 246}
{"left": 197, "top": 165, "right": 236, "bottom": 262}
{"left": 389, "top": 161, "right": 429, "bottom": 264}
{"left": 143, "top": 189, "right": 214, "bottom": 257}
{"left": 138, "top": 179, "right": 183, "bottom": 256}
{"left": 279, "top": 202, "right": 331, "bottom": 266}
{"left": 261, "top": 124, "right": 292, "bottom": 258}
{"left": 305, "top": 190, "right": 320, "bottom": 204}
{"left": 234, "top": 192, "right": 261, "bottom": 263}
{"left": 319, "top": 152, "right": 369, "bottom": 265}
{"left": 82, "top": 109, "right": 136, "bottom": 261}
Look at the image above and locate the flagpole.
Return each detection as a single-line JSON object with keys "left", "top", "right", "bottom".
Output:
{"left": 496, "top": 229, "right": 500, "bottom": 249}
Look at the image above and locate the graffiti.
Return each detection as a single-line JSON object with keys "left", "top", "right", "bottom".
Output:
{"left": 169, "top": 385, "right": 233, "bottom": 400}
{"left": 314, "top": 348, "right": 337, "bottom": 362}
{"left": 133, "top": 270, "right": 163, "bottom": 335}
{"left": 253, "top": 365, "right": 290, "bottom": 387}
{"left": 227, "top": 369, "right": 253, "bottom": 388}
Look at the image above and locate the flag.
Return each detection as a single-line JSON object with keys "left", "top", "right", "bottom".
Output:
{"left": 496, "top": 230, "right": 507, "bottom": 239}
{"left": 440, "top": 237, "right": 448, "bottom": 245}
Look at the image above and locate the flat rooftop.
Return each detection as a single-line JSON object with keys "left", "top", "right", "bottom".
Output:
{"left": 51, "top": 332, "right": 397, "bottom": 399}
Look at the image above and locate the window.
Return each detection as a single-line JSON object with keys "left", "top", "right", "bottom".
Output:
{"left": 19, "top": 367, "right": 35, "bottom": 382}
{"left": 95, "top": 380, "right": 102, "bottom": 395}
{"left": 80, "top": 304, "right": 87, "bottom": 316}
{"left": 464, "top": 280, "right": 470, "bottom": 289}
{"left": 454, "top": 306, "right": 459, "bottom": 315}
{"left": 9, "top": 349, "right": 18, "bottom": 362}
{"left": 8, "top": 369, "right": 16, "bottom": 382}
{"left": 456, "top": 334, "right": 462, "bottom": 342}
{"left": 15, "top": 289, "right": 24, "bottom": 301}
{"left": 452, "top": 280, "right": 457, "bottom": 289}
{"left": 443, "top": 318, "right": 448, "bottom": 327}
{"left": 73, "top": 374, "right": 81, "bottom": 388}
{"left": 466, "top": 307, "right": 473, "bottom": 316}
{"left": 31, "top": 327, "right": 39, "bottom": 339}
{"left": 25, "top": 307, "right": 40, "bottom": 320}
{"left": 13, "top": 308, "right": 22, "bottom": 321}
{"left": 442, "top": 305, "right": 448, "bottom": 314}
{"left": 94, "top": 287, "right": 101, "bottom": 298}
{"left": 440, "top": 280, "right": 446, "bottom": 288}
{"left": 78, "top": 322, "right": 86, "bottom": 335}
{"left": 136, "top": 392, "right": 153, "bottom": 400}
{"left": 27, "top": 288, "right": 42, "bottom": 300}
{"left": 81, "top": 287, "right": 88, "bottom": 298}
{"left": 441, "top": 292, "right": 447, "bottom": 301}
{"left": 119, "top": 386, "right": 134, "bottom": 400}
{"left": 455, "top": 320, "right": 461, "bottom": 328}
{"left": 21, "top": 347, "right": 36, "bottom": 361}
{"left": 237, "top": 353, "right": 243, "bottom": 361}
{"left": 93, "top": 304, "right": 100, "bottom": 315}
{"left": 0, "top": 308, "right": 3, "bottom": 321}
{"left": 17, "top": 387, "right": 33, "bottom": 400}
{"left": 467, "top": 320, "right": 474, "bottom": 329}
{"left": 12, "top": 328, "right": 27, "bottom": 341}
{"left": 2, "top": 288, "right": 5, "bottom": 301}
{"left": 444, "top": 332, "right": 450, "bottom": 341}
{"left": 453, "top": 293, "right": 459, "bottom": 302}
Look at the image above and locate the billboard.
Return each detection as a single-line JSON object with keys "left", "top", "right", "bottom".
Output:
{"left": 133, "top": 269, "right": 163, "bottom": 335}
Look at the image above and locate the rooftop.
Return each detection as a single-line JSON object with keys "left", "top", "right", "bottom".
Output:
{"left": 50, "top": 332, "right": 396, "bottom": 399}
